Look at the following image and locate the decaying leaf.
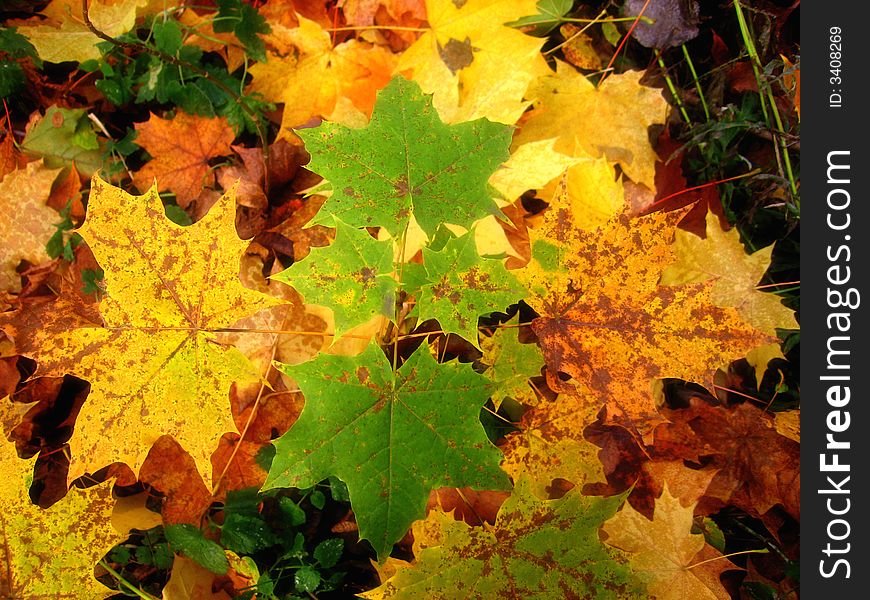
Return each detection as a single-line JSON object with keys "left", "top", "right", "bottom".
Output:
{"left": 419, "top": 232, "right": 525, "bottom": 345}
{"left": 397, "top": 0, "right": 548, "bottom": 124}
{"left": 517, "top": 202, "right": 777, "bottom": 438}
{"left": 498, "top": 385, "right": 608, "bottom": 497}
{"left": 0, "top": 440, "right": 125, "bottom": 598}
{"left": 0, "top": 160, "right": 62, "bottom": 292}
{"left": 363, "top": 477, "right": 642, "bottom": 598}
{"left": 516, "top": 62, "right": 668, "bottom": 189}
{"left": 625, "top": 0, "right": 700, "bottom": 49}
{"left": 21, "top": 106, "right": 105, "bottom": 176}
{"left": 653, "top": 401, "right": 800, "bottom": 519}
{"left": 272, "top": 218, "right": 397, "bottom": 338}
{"left": 660, "top": 211, "right": 798, "bottom": 335}
{"left": 16, "top": 0, "right": 152, "bottom": 63}
{"left": 248, "top": 14, "right": 398, "bottom": 132}
{"left": 5, "top": 178, "right": 279, "bottom": 487}
{"left": 478, "top": 314, "right": 543, "bottom": 407}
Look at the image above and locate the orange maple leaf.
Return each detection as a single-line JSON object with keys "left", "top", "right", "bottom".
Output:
{"left": 133, "top": 111, "right": 235, "bottom": 207}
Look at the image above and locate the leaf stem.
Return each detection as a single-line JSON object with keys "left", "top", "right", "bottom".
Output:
{"left": 643, "top": 169, "right": 761, "bottom": 211}
{"left": 755, "top": 280, "right": 799, "bottom": 290}
{"left": 544, "top": 9, "right": 605, "bottom": 56}
{"left": 98, "top": 560, "right": 159, "bottom": 600}
{"left": 326, "top": 25, "right": 429, "bottom": 32}
{"left": 712, "top": 384, "right": 765, "bottom": 406}
{"left": 600, "top": 0, "right": 653, "bottom": 86}
{"left": 685, "top": 548, "right": 767, "bottom": 570}
{"left": 554, "top": 15, "right": 656, "bottom": 25}
{"left": 211, "top": 316, "right": 283, "bottom": 496}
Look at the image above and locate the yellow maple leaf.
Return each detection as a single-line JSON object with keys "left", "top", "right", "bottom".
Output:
{"left": 397, "top": 0, "right": 547, "bottom": 124}
{"left": 0, "top": 439, "right": 125, "bottom": 598}
{"left": 16, "top": 0, "right": 152, "bottom": 63}
{"left": 6, "top": 178, "right": 280, "bottom": 487}
{"left": 602, "top": 484, "right": 734, "bottom": 600}
{"left": 660, "top": 210, "right": 798, "bottom": 335}
{"left": 745, "top": 342, "right": 784, "bottom": 387}
{"left": 0, "top": 160, "right": 62, "bottom": 292}
{"left": 133, "top": 112, "right": 236, "bottom": 207}
{"left": 499, "top": 386, "right": 607, "bottom": 496}
{"left": 488, "top": 138, "right": 585, "bottom": 205}
{"left": 248, "top": 15, "right": 398, "bottom": 134}
{"left": 515, "top": 61, "right": 668, "bottom": 189}
{"left": 515, "top": 202, "right": 777, "bottom": 438}
{"left": 539, "top": 154, "right": 625, "bottom": 232}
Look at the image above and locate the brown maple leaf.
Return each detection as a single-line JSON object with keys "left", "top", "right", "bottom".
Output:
{"left": 653, "top": 401, "right": 800, "bottom": 519}
{"left": 139, "top": 435, "right": 212, "bottom": 525}
{"left": 133, "top": 111, "right": 235, "bottom": 206}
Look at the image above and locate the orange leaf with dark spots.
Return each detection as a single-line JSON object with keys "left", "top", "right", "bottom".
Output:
{"left": 517, "top": 204, "right": 778, "bottom": 439}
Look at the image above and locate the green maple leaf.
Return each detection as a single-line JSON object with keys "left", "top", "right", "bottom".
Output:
{"left": 419, "top": 232, "right": 526, "bottom": 345}
{"left": 365, "top": 478, "right": 643, "bottom": 599}
{"left": 480, "top": 314, "right": 544, "bottom": 408}
{"left": 299, "top": 76, "right": 511, "bottom": 238}
{"left": 264, "top": 342, "right": 511, "bottom": 559}
{"left": 272, "top": 218, "right": 397, "bottom": 336}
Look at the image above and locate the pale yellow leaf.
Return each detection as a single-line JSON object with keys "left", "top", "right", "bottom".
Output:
{"left": 0, "top": 160, "right": 62, "bottom": 292}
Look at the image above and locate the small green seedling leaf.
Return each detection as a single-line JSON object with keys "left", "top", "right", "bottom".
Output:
{"left": 295, "top": 566, "right": 321, "bottom": 593}
{"left": 164, "top": 524, "right": 229, "bottom": 575}
{"left": 313, "top": 538, "right": 344, "bottom": 569}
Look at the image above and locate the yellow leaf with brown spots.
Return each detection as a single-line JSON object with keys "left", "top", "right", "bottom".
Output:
{"left": 5, "top": 178, "right": 280, "bottom": 487}
{"left": 602, "top": 484, "right": 735, "bottom": 600}
{"left": 499, "top": 386, "right": 607, "bottom": 496}
{"left": 397, "top": 0, "right": 548, "bottom": 124}
{"left": 133, "top": 112, "right": 235, "bottom": 207}
{"left": 0, "top": 160, "right": 62, "bottom": 292}
{"left": 0, "top": 441, "right": 125, "bottom": 598}
{"left": 516, "top": 202, "right": 777, "bottom": 438}
{"left": 515, "top": 62, "right": 668, "bottom": 188}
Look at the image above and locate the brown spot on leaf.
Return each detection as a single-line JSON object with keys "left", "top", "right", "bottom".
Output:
{"left": 438, "top": 38, "right": 476, "bottom": 75}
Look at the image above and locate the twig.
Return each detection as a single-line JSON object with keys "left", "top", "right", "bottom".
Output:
{"left": 98, "top": 560, "right": 159, "bottom": 600}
